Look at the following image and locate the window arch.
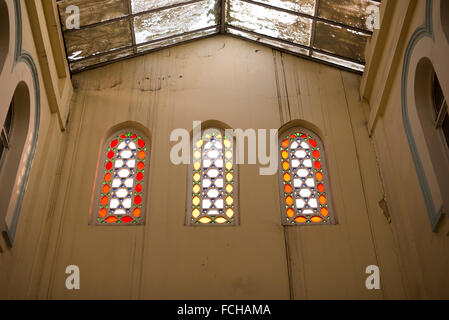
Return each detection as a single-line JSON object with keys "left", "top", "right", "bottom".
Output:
{"left": 91, "top": 129, "right": 150, "bottom": 225}
{"left": 0, "top": 82, "right": 31, "bottom": 245}
{"left": 278, "top": 127, "right": 335, "bottom": 225}
{"left": 186, "top": 127, "right": 238, "bottom": 225}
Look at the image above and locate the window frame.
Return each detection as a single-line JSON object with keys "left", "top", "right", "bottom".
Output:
{"left": 90, "top": 128, "right": 150, "bottom": 226}
{"left": 0, "top": 101, "right": 13, "bottom": 170}
{"left": 185, "top": 127, "right": 239, "bottom": 226}
{"left": 432, "top": 73, "right": 449, "bottom": 154}
{"left": 277, "top": 127, "right": 336, "bottom": 226}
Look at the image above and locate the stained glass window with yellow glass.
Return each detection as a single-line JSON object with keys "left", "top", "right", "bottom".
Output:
{"left": 187, "top": 128, "right": 238, "bottom": 225}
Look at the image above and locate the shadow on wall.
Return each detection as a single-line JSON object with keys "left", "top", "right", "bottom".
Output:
{"left": 442, "top": 0, "right": 449, "bottom": 43}
{"left": 0, "top": 0, "right": 9, "bottom": 74}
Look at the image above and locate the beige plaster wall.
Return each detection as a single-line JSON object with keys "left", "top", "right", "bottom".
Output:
{"left": 362, "top": 0, "right": 449, "bottom": 299}
{"left": 0, "top": 0, "right": 72, "bottom": 298}
{"left": 31, "top": 35, "right": 406, "bottom": 300}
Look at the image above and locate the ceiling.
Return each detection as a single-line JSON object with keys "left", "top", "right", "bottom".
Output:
{"left": 56, "top": 0, "right": 381, "bottom": 73}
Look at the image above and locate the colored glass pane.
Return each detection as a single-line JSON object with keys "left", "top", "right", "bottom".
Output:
{"left": 284, "top": 184, "right": 292, "bottom": 193}
{"left": 321, "top": 207, "right": 329, "bottom": 217}
{"left": 136, "top": 172, "right": 144, "bottom": 181}
{"left": 199, "top": 217, "right": 212, "bottom": 224}
{"left": 134, "top": 195, "right": 142, "bottom": 205}
{"left": 101, "top": 196, "right": 109, "bottom": 206}
{"left": 102, "top": 184, "right": 110, "bottom": 193}
{"left": 192, "top": 208, "right": 200, "bottom": 218}
{"left": 317, "top": 183, "right": 325, "bottom": 193}
{"left": 319, "top": 195, "right": 327, "bottom": 205}
{"left": 285, "top": 196, "right": 294, "bottom": 206}
{"left": 294, "top": 216, "right": 307, "bottom": 223}
{"left": 121, "top": 216, "right": 133, "bottom": 223}
{"left": 105, "top": 216, "right": 118, "bottom": 223}
{"left": 193, "top": 184, "right": 200, "bottom": 194}
{"left": 215, "top": 217, "right": 227, "bottom": 224}
{"left": 99, "top": 208, "right": 107, "bottom": 218}
{"left": 133, "top": 208, "right": 141, "bottom": 217}
{"left": 137, "top": 161, "right": 145, "bottom": 170}
{"left": 138, "top": 151, "right": 145, "bottom": 159}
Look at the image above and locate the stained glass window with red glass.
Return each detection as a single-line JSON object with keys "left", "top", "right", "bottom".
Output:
{"left": 278, "top": 128, "right": 335, "bottom": 225}
{"left": 93, "top": 130, "right": 149, "bottom": 225}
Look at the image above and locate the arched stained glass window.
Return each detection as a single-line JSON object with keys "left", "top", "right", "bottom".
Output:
{"left": 92, "top": 129, "right": 149, "bottom": 225}
{"left": 278, "top": 128, "right": 335, "bottom": 225}
{"left": 187, "top": 128, "right": 238, "bottom": 225}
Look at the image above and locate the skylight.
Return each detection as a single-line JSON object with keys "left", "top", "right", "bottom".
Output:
{"left": 57, "top": 0, "right": 380, "bottom": 73}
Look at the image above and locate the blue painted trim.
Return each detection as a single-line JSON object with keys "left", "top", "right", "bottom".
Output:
{"left": 401, "top": 0, "right": 443, "bottom": 231}
{"left": 4, "top": 0, "right": 41, "bottom": 246}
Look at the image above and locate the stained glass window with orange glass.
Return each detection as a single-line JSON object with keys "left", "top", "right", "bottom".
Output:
{"left": 92, "top": 130, "right": 149, "bottom": 225}
{"left": 278, "top": 128, "right": 335, "bottom": 225}
{"left": 187, "top": 128, "right": 238, "bottom": 226}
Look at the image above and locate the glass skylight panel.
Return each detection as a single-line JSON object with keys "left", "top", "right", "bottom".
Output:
{"left": 133, "top": 0, "right": 219, "bottom": 44}
{"left": 313, "top": 21, "right": 369, "bottom": 62}
{"left": 58, "top": 0, "right": 130, "bottom": 30}
{"left": 318, "top": 0, "right": 380, "bottom": 31}
{"left": 65, "top": 19, "right": 133, "bottom": 61}
{"left": 249, "top": 0, "right": 316, "bottom": 16}
{"left": 70, "top": 48, "right": 134, "bottom": 71}
{"left": 58, "top": 0, "right": 379, "bottom": 72}
{"left": 228, "top": 0, "right": 312, "bottom": 46}
{"left": 131, "top": 0, "right": 196, "bottom": 13}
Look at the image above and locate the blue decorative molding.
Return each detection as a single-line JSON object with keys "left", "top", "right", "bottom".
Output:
{"left": 401, "top": 0, "right": 443, "bottom": 231}
{"left": 4, "top": 0, "right": 41, "bottom": 246}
